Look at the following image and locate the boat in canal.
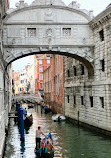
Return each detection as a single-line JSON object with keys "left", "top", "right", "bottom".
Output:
{"left": 28, "top": 104, "right": 34, "bottom": 108}
{"left": 52, "top": 114, "right": 66, "bottom": 122}
{"left": 35, "top": 133, "right": 54, "bottom": 158}
{"left": 44, "top": 105, "right": 50, "bottom": 113}
{"left": 24, "top": 114, "right": 33, "bottom": 127}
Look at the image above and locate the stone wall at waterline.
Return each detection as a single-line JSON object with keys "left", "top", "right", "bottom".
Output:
{"left": 64, "top": 6, "right": 111, "bottom": 134}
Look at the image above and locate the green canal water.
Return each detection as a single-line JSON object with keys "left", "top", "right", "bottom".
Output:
{"left": 4, "top": 104, "right": 111, "bottom": 158}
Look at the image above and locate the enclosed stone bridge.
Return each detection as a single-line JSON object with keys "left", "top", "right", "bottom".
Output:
{"left": 3, "top": 0, "right": 94, "bottom": 77}
{"left": 12, "top": 93, "right": 42, "bottom": 104}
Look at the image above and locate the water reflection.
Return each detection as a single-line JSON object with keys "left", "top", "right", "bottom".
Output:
{"left": 4, "top": 104, "right": 111, "bottom": 158}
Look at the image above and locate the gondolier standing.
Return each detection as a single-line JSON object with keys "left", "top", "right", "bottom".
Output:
{"left": 36, "top": 126, "right": 42, "bottom": 150}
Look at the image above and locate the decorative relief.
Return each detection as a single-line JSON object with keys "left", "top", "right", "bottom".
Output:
{"left": 46, "top": 28, "right": 53, "bottom": 44}
{"left": 82, "top": 38, "right": 86, "bottom": 44}
{"left": 46, "top": 28, "right": 52, "bottom": 37}
{"left": 45, "top": 9, "right": 53, "bottom": 21}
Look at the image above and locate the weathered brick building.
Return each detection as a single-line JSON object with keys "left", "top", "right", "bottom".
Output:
{"left": 35, "top": 54, "right": 51, "bottom": 95}
{"left": 43, "top": 54, "right": 64, "bottom": 114}
{"left": 43, "top": 66, "right": 51, "bottom": 106}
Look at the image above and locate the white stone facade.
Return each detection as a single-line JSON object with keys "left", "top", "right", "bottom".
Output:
{"left": 0, "top": 0, "right": 11, "bottom": 156}
{"left": 64, "top": 6, "right": 111, "bottom": 134}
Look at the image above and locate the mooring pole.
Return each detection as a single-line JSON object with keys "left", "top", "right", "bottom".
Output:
{"left": 16, "top": 102, "right": 20, "bottom": 124}
{"left": 19, "top": 107, "right": 25, "bottom": 142}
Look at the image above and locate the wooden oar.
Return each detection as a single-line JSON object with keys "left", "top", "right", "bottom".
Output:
{"left": 42, "top": 132, "right": 63, "bottom": 158}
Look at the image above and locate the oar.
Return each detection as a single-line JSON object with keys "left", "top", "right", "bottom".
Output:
{"left": 42, "top": 132, "right": 63, "bottom": 158}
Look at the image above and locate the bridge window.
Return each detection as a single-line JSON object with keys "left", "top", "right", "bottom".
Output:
{"left": 80, "top": 64, "right": 85, "bottom": 75}
{"left": 67, "top": 95, "right": 70, "bottom": 103}
{"left": 67, "top": 70, "right": 70, "bottom": 77}
{"left": 27, "top": 28, "right": 36, "bottom": 37}
{"left": 63, "top": 28, "right": 71, "bottom": 36}
{"left": 100, "top": 97, "right": 104, "bottom": 108}
{"left": 90, "top": 96, "right": 93, "bottom": 107}
{"left": 81, "top": 96, "right": 84, "bottom": 105}
{"left": 99, "top": 29, "right": 104, "bottom": 41}
{"left": 100, "top": 59, "right": 105, "bottom": 71}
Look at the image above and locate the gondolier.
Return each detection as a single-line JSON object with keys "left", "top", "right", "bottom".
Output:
{"left": 36, "top": 126, "right": 42, "bottom": 150}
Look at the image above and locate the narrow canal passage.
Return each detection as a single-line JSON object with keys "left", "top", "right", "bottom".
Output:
{"left": 4, "top": 104, "right": 111, "bottom": 158}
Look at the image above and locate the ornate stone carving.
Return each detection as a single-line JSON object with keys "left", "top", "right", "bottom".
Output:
{"left": 46, "top": 28, "right": 53, "bottom": 44}
{"left": 45, "top": 9, "right": 53, "bottom": 21}
{"left": 46, "top": 28, "right": 53, "bottom": 37}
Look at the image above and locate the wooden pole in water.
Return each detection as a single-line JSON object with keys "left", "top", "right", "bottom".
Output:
{"left": 19, "top": 107, "right": 25, "bottom": 142}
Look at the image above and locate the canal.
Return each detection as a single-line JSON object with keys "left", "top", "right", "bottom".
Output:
{"left": 4, "top": 104, "right": 111, "bottom": 158}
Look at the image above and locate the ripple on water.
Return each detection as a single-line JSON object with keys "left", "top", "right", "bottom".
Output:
{"left": 4, "top": 105, "right": 111, "bottom": 158}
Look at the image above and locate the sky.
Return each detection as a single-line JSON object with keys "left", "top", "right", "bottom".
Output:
{"left": 12, "top": 56, "right": 30, "bottom": 71}
{"left": 9, "top": 0, "right": 111, "bottom": 16}
{"left": 11, "top": 0, "right": 111, "bottom": 71}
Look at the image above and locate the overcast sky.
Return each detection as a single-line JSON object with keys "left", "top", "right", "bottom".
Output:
{"left": 11, "top": 0, "right": 111, "bottom": 71}
{"left": 10, "top": 0, "right": 111, "bottom": 16}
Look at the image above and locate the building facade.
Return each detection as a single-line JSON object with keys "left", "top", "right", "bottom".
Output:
{"left": 43, "top": 66, "right": 51, "bottom": 106}
{"left": 0, "top": 0, "right": 10, "bottom": 157}
{"left": 27, "top": 56, "right": 35, "bottom": 94}
{"left": 12, "top": 71, "right": 20, "bottom": 94}
{"left": 64, "top": 5, "right": 111, "bottom": 135}
{"left": 35, "top": 54, "right": 51, "bottom": 96}
{"left": 43, "top": 54, "right": 64, "bottom": 114}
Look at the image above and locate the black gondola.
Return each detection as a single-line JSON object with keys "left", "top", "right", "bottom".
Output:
{"left": 28, "top": 104, "right": 34, "bottom": 108}
{"left": 24, "top": 115, "right": 33, "bottom": 127}
{"left": 35, "top": 133, "right": 54, "bottom": 158}
{"left": 44, "top": 105, "right": 50, "bottom": 113}
{"left": 35, "top": 148, "right": 54, "bottom": 158}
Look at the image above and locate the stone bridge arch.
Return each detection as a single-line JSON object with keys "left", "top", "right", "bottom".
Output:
{"left": 3, "top": 0, "right": 94, "bottom": 77}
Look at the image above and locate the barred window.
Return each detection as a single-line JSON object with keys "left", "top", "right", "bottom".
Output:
{"left": 27, "top": 28, "right": 36, "bottom": 37}
{"left": 100, "top": 97, "right": 104, "bottom": 108}
{"left": 81, "top": 96, "right": 84, "bottom": 105}
{"left": 99, "top": 29, "right": 104, "bottom": 41}
{"left": 73, "top": 95, "right": 76, "bottom": 106}
{"left": 80, "top": 64, "right": 85, "bottom": 75}
{"left": 67, "top": 70, "right": 70, "bottom": 77}
{"left": 100, "top": 59, "right": 105, "bottom": 71}
{"left": 90, "top": 96, "right": 93, "bottom": 107}
{"left": 73, "top": 66, "right": 77, "bottom": 76}
{"left": 62, "top": 28, "right": 71, "bottom": 36}
{"left": 67, "top": 95, "right": 70, "bottom": 103}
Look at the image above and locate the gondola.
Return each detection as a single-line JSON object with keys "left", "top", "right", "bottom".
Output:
{"left": 35, "top": 133, "right": 54, "bottom": 158}
{"left": 52, "top": 114, "right": 66, "bottom": 122}
{"left": 28, "top": 104, "right": 34, "bottom": 109}
{"left": 44, "top": 105, "right": 50, "bottom": 113}
{"left": 24, "top": 115, "right": 33, "bottom": 127}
